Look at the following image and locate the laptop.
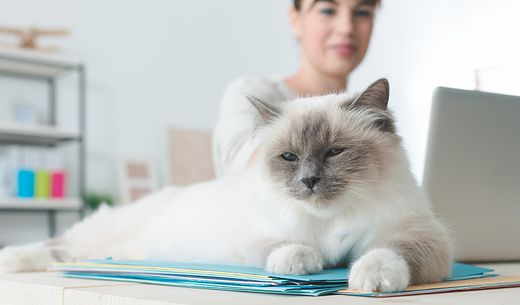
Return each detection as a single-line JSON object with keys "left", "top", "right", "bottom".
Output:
{"left": 423, "top": 87, "right": 520, "bottom": 262}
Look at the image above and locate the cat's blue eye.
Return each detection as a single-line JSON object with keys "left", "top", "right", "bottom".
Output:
{"left": 319, "top": 8, "right": 336, "bottom": 16}
{"left": 281, "top": 152, "right": 299, "bottom": 162}
{"left": 325, "top": 148, "right": 345, "bottom": 157}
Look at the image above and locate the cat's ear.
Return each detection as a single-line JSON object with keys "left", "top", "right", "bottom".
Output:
{"left": 349, "top": 78, "right": 390, "bottom": 110}
{"left": 246, "top": 95, "right": 280, "bottom": 124}
{"left": 342, "top": 79, "right": 395, "bottom": 133}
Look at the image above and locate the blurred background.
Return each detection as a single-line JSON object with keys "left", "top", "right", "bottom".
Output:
{"left": 0, "top": 0, "right": 519, "bottom": 245}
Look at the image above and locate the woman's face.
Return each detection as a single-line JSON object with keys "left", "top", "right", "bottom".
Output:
{"left": 290, "top": 0, "right": 376, "bottom": 78}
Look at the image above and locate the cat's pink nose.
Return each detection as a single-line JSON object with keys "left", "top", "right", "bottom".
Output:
{"left": 301, "top": 177, "right": 320, "bottom": 189}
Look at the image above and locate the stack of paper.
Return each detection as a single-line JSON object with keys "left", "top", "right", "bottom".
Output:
{"left": 52, "top": 259, "right": 500, "bottom": 296}
{"left": 52, "top": 259, "right": 347, "bottom": 296}
{"left": 339, "top": 276, "right": 520, "bottom": 297}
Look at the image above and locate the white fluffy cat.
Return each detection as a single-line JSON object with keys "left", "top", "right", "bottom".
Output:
{"left": 0, "top": 79, "right": 452, "bottom": 292}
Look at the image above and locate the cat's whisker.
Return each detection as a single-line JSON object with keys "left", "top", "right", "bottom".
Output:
{"left": 349, "top": 179, "right": 380, "bottom": 184}
{"left": 349, "top": 191, "right": 371, "bottom": 204}
{"left": 346, "top": 185, "right": 372, "bottom": 202}
{"left": 258, "top": 191, "right": 293, "bottom": 215}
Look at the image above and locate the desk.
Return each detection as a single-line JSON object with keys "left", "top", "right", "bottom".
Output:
{"left": 1, "top": 263, "right": 519, "bottom": 305}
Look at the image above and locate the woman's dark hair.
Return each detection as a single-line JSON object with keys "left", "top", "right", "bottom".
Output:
{"left": 294, "top": 0, "right": 381, "bottom": 11}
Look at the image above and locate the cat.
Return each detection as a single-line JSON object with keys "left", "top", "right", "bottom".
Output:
{"left": 0, "top": 79, "right": 452, "bottom": 292}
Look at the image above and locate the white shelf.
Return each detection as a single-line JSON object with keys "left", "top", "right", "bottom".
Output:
{"left": 0, "top": 197, "right": 81, "bottom": 210}
{"left": 0, "top": 46, "right": 82, "bottom": 78}
{"left": 0, "top": 121, "right": 80, "bottom": 146}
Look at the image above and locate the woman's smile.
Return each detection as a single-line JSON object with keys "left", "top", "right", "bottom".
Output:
{"left": 327, "top": 43, "right": 357, "bottom": 57}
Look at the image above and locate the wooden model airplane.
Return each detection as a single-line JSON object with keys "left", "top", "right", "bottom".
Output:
{"left": 0, "top": 25, "right": 69, "bottom": 52}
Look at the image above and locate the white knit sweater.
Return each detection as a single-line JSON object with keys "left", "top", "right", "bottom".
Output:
{"left": 212, "top": 76, "right": 295, "bottom": 177}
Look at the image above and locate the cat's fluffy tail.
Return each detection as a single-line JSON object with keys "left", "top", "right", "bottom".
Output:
{"left": 0, "top": 242, "right": 56, "bottom": 273}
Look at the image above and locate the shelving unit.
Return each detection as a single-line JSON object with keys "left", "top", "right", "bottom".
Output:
{"left": 0, "top": 46, "right": 86, "bottom": 237}
{"left": 0, "top": 198, "right": 81, "bottom": 210}
{"left": 0, "top": 47, "right": 81, "bottom": 78}
{"left": 0, "top": 121, "right": 80, "bottom": 145}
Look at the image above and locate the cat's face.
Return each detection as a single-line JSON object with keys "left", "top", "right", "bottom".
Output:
{"left": 249, "top": 79, "right": 399, "bottom": 210}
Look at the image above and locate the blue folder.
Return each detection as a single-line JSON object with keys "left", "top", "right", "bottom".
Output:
{"left": 52, "top": 259, "right": 495, "bottom": 296}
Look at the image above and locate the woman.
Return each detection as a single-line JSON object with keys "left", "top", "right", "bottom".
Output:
{"left": 212, "top": 0, "right": 380, "bottom": 177}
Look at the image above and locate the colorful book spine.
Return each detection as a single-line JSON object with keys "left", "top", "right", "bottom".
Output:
{"left": 51, "top": 171, "right": 66, "bottom": 198}
{"left": 16, "top": 169, "right": 67, "bottom": 199}
{"left": 5, "top": 147, "right": 68, "bottom": 200}
{"left": 17, "top": 168, "right": 35, "bottom": 198}
{"left": 35, "top": 170, "right": 50, "bottom": 198}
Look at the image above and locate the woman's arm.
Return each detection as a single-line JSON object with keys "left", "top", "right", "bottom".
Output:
{"left": 212, "top": 78, "right": 263, "bottom": 177}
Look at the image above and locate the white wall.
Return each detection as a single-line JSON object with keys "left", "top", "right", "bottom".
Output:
{"left": 350, "top": 0, "right": 520, "bottom": 179}
{"left": 0, "top": 0, "right": 519, "bottom": 244}
{"left": 1, "top": 0, "right": 300, "bottom": 198}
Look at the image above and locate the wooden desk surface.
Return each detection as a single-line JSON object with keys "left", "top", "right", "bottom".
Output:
{"left": 1, "top": 263, "right": 519, "bottom": 305}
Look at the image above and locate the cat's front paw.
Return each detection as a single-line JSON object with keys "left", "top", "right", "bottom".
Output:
{"left": 266, "top": 244, "right": 323, "bottom": 275}
{"left": 348, "top": 248, "right": 409, "bottom": 292}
